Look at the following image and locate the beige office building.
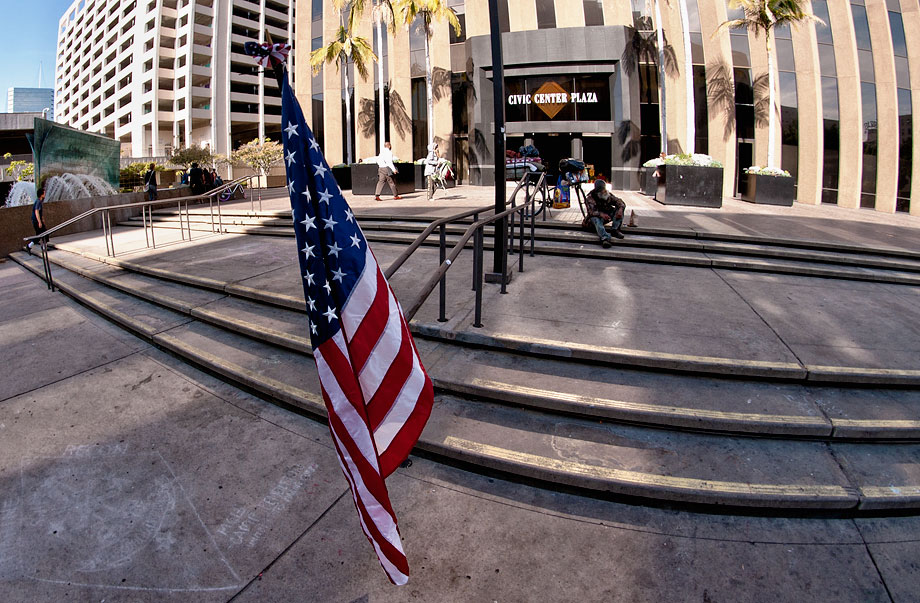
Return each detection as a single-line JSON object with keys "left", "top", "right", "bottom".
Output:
{"left": 294, "top": 0, "right": 918, "bottom": 214}
{"left": 55, "top": 0, "right": 294, "bottom": 159}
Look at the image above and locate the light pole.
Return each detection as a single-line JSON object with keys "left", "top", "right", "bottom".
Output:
{"left": 487, "top": 0, "right": 508, "bottom": 282}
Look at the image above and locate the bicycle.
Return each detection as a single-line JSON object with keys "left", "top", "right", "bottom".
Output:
{"left": 218, "top": 182, "right": 244, "bottom": 202}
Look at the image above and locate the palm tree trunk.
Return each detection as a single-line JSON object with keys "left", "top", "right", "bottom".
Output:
{"left": 654, "top": 0, "right": 667, "bottom": 155}
{"left": 376, "top": 9, "right": 386, "bottom": 154}
{"left": 766, "top": 31, "right": 776, "bottom": 169}
{"left": 678, "top": 0, "right": 694, "bottom": 155}
{"left": 424, "top": 18, "right": 434, "bottom": 148}
{"left": 344, "top": 60, "right": 353, "bottom": 165}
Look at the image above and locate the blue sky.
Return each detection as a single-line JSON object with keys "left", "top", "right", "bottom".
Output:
{"left": 0, "top": 0, "right": 76, "bottom": 106}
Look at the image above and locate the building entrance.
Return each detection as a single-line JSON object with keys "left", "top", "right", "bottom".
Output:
{"left": 507, "top": 133, "right": 611, "bottom": 183}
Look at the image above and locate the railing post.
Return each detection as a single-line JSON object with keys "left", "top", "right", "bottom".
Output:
{"left": 142, "top": 204, "right": 150, "bottom": 248}
{"left": 473, "top": 228, "right": 484, "bottom": 328}
{"left": 178, "top": 201, "right": 186, "bottom": 240}
{"left": 519, "top": 207, "right": 525, "bottom": 273}
{"left": 41, "top": 239, "right": 54, "bottom": 291}
{"left": 500, "top": 220, "right": 509, "bottom": 295}
{"left": 471, "top": 213, "right": 479, "bottom": 290}
{"left": 438, "top": 223, "right": 447, "bottom": 322}
{"left": 102, "top": 209, "right": 111, "bottom": 256}
{"left": 530, "top": 185, "right": 537, "bottom": 256}
{"left": 209, "top": 195, "right": 215, "bottom": 233}
{"left": 106, "top": 211, "right": 115, "bottom": 257}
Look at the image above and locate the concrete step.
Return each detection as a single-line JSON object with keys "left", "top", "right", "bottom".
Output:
{"left": 19, "top": 248, "right": 920, "bottom": 439}
{"left": 43, "top": 239, "right": 920, "bottom": 387}
{"left": 13, "top": 250, "right": 920, "bottom": 512}
{"left": 117, "top": 217, "right": 920, "bottom": 286}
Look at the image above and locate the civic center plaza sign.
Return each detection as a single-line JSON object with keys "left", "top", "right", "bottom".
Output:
{"left": 504, "top": 75, "right": 612, "bottom": 121}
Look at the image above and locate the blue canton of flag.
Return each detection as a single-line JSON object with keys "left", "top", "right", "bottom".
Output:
{"left": 278, "top": 68, "right": 433, "bottom": 586}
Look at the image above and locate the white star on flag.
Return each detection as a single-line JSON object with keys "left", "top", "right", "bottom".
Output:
{"left": 323, "top": 280, "right": 332, "bottom": 294}
{"left": 345, "top": 208, "right": 354, "bottom": 223}
{"left": 323, "top": 216, "right": 338, "bottom": 230}
{"left": 310, "top": 321, "right": 317, "bottom": 335}
{"left": 304, "top": 271, "right": 315, "bottom": 285}
{"left": 309, "top": 138, "right": 320, "bottom": 151}
{"left": 350, "top": 233, "right": 361, "bottom": 248}
{"left": 319, "top": 189, "right": 332, "bottom": 204}
{"left": 323, "top": 306, "right": 337, "bottom": 322}
{"left": 332, "top": 267, "right": 346, "bottom": 282}
{"left": 285, "top": 149, "right": 297, "bottom": 166}
{"left": 288, "top": 180, "right": 296, "bottom": 195}
{"left": 301, "top": 215, "right": 316, "bottom": 231}
{"left": 284, "top": 121, "right": 299, "bottom": 138}
{"left": 302, "top": 189, "right": 312, "bottom": 201}
{"left": 314, "top": 163, "right": 328, "bottom": 178}
{"left": 307, "top": 296, "right": 316, "bottom": 311}
{"left": 302, "top": 244, "right": 315, "bottom": 259}
{"left": 328, "top": 242, "right": 342, "bottom": 257}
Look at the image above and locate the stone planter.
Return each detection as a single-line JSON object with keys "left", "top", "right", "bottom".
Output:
{"left": 742, "top": 173, "right": 794, "bottom": 206}
{"left": 351, "top": 163, "right": 415, "bottom": 196}
{"left": 656, "top": 164, "right": 723, "bottom": 208}
{"left": 331, "top": 165, "right": 352, "bottom": 190}
{"left": 643, "top": 166, "right": 659, "bottom": 197}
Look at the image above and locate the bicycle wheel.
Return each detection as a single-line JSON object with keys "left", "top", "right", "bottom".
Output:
{"left": 523, "top": 179, "right": 546, "bottom": 219}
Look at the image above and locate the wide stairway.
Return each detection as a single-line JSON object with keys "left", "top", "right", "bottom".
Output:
{"left": 11, "top": 204, "right": 920, "bottom": 514}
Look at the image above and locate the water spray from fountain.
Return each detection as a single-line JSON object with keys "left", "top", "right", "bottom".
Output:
{"left": 4, "top": 173, "right": 117, "bottom": 207}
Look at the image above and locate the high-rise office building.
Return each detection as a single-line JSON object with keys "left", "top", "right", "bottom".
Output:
{"left": 55, "top": 0, "right": 293, "bottom": 158}
{"left": 295, "top": 0, "right": 919, "bottom": 214}
{"left": 7, "top": 88, "right": 55, "bottom": 119}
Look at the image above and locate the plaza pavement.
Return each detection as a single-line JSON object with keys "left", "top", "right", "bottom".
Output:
{"left": 2, "top": 184, "right": 920, "bottom": 601}
{"left": 1, "top": 257, "right": 919, "bottom": 602}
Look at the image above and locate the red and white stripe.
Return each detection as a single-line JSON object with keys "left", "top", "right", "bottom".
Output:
{"left": 313, "top": 245, "right": 433, "bottom": 585}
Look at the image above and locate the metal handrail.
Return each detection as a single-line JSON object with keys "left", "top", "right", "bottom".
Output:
{"left": 22, "top": 175, "right": 254, "bottom": 292}
{"left": 402, "top": 173, "right": 542, "bottom": 326}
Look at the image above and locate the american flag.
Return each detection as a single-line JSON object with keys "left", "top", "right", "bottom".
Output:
{"left": 278, "top": 68, "right": 433, "bottom": 585}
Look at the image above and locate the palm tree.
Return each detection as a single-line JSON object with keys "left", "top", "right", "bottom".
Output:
{"left": 311, "top": 10, "right": 377, "bottom": 165}
{"left": 718, "top": 0, "right": 822, "bottom": 169}
{"left": 336, "top": 0, "right": 396, "bottom": 155}
{"left": 652, "top": 0, "right": 668, "bottom": 154}
{"left": 392, "top": 0, "right": 461, "bottom": 148}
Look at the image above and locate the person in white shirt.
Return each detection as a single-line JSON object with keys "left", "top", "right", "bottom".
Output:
{"left": 375, "top": 141, "right": 401, "bottom": 201}
{"left": 424, "top": 142, "right": 440, "bottom": 200}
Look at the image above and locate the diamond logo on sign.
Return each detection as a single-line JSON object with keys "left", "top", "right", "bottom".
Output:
{"left": 533, "top": 81, "right": 568, "bottom": 119}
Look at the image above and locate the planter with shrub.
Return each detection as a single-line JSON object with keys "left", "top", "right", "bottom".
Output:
{"left": 741, "top": 166, "right": 794, "bottom": 206}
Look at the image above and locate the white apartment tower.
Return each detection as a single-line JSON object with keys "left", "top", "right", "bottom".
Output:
{"left": 55, "top": 0, "right": 294, "bottom": 159}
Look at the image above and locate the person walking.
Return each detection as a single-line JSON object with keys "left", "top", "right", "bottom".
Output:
{"left": 189, "top": 162, "right": 204, "bottom": 195}
{"left": 424, "top": 142, "right": 440, "bottom": 200}
{"left": 374, "top": 141, "right": 401, "bottom": 201}
{"left": 143, "top": 163, "right": 158, "bottom": 201}
{"left": 26, "top": 186, "right": 47, "bottom": 254}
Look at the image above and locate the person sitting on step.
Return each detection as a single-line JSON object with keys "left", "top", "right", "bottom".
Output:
{"left": 582, "top": 179, "right": 626, "bottom": 248}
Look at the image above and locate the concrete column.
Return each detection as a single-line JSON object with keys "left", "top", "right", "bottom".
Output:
{"left": 354, "top": 16, "right": 376, "bottom": 162}
{"left": 322, "top": 2, "right": 343, "bottom": 165}
{"left": 826, "top": 2, "right": 861, "bottom": 209}
{"left": 292, "top": 1, "right": 313, "bottom": 125}
{"left": 388, "top": 23, "right": 413, "bottom": 162}
{"left": 698, "top": 0, "right": 736, "bottom": 198}
{"left": 465, "top": 0, "right": 491, "bottom": 37}
{"left": 555, "top": 2, "right": 585, "bottom": 29}
{"left": 602, "top": 0, "right": 632, "bottom": 27}
{"left": 510, "top": 0, "right": 537, "bottom": 32}
{"left": 430, "top": 16, "right": 454, "bottom": 159}
{"left": 790, "top": 5, "right": 823, "bottom": 205}
{"left": 866, "top": 0, "right": 898, "bottom": 213}
{"left": 662, "top": 0, "right": 688, "bottom": 155}
{"left": 901, "top": 0, "right": 920, "bottom": 215}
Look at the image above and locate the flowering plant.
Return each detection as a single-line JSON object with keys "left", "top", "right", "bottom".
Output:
{"left": 745, "top": 165, "right": 791, "bottom": 177}
{"left": 644, "top": 153, "right": 723, "bottom": 168}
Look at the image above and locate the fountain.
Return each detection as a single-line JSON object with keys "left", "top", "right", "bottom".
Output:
{"left": 4, "top": 181, "right": 36, "bottom": 207}
{"left": 3, "top": 173, "right": 118, "bottom": 207}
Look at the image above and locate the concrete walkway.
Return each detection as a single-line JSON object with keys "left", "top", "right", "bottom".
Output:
{"left": 1, "top": 258, "right": 918, "bottom": 602}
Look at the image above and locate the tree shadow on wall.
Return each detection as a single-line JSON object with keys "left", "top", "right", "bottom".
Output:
{"left": 358, "top": 98, "right": 376, "bottom": 141}
{"left": 620, "top": 26, "right": 679, "bottom": 78}
{"left": 753, "top": 73, "right": 771, "bottom": 128}
{"left": 706, "top": 61, "right": 736, "bottom": 141}
{"left": 388, "top": 89, "right": 413, "bottom": 140}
